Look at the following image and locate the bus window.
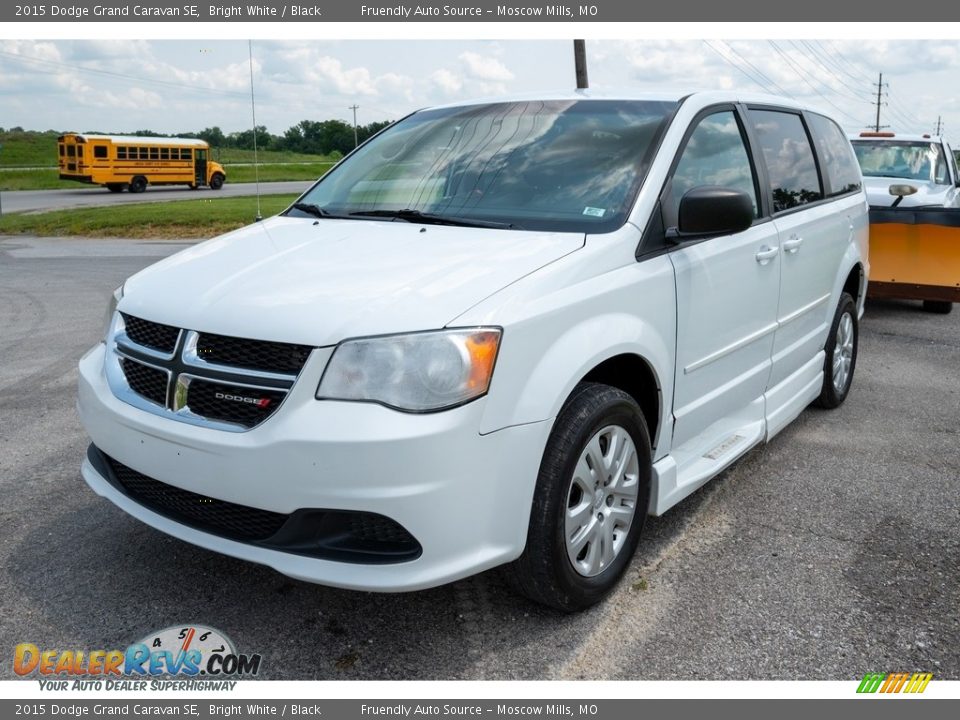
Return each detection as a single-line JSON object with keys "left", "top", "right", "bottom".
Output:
{"left": 160, "top": 148, "right": 169, "bottom": 160}
{"left": 118, "top": 147, "right": 126, "bottom": 160}
{"left": 150, "top": 147, "right": 159, "bottom": 160}
{"left": 94, "top": 146, "right": 107, "bottom": 159}
{"left": 67, "top": 146, "right": 76, "bottom": 157}
{"left": 59, "top": 145, "right": 65, "bottom": 157}
{"left": 139, "top": 147, "right": 148, "bottom": 160}
{"left": 181, "top": 149, "right": 192, "bottom": 160}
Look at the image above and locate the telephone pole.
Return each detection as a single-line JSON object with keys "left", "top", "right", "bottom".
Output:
{"left": 935, "top": 116, "right": 943, "bottom": 136}
{"left": 349, "top": 104, "right": 359, "bottom": 148}
{"left": 574, "top": 40, "right": 588, "bottom": 89}
{"left": 871, "top": 73, "right": 889, "bottom": 132}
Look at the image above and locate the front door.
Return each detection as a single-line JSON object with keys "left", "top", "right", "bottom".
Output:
{"left": 666, "top": 109, "right": 780, "bottom": 450}
{"left": 195, "top": 149, "right": 207, "bottom": 187}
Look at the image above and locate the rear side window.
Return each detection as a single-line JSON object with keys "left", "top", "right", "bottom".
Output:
{"left": 93, "top": 146, "right": 107, "bottom": 159}
{"left": 808, "top": 114, "right": 862, "bottom": 196}
{"left": 748, "top": 110, "right": 823, "bottom": 212}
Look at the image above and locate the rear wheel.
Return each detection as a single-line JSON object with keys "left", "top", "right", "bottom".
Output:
{"left": 106, "top": 183, "right": 124, "bottom": 193}
{"left": 209, "top": 173, "right": 224, "bottom": 190}
{"left": 922, "top": 300, "right": 953, "bottom": 314}
{"left": 507, "top": 382, "right": 652, "bottom": 612}
{"left": 815, "top": 292, "right": 858, "bottom": 409}
{"left": 128, "top": 176, "right": 147, "bottom": 194}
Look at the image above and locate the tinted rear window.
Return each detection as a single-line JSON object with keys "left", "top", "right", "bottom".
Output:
{"left": 808, "top": 114, "right": 862, "bottom": 196}
{"left": 748, "top": 109, "right": 823, "bottom": 212}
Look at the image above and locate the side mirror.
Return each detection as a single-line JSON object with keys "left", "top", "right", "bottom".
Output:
{"left": 889, "top": 183, "right": 918, "bottom": 208}
{"left": 667, "top": 186, "right": 754, "bottom": 241}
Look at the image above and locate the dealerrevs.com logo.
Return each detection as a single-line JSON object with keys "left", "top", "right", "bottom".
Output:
{"left": 14, "top": 625, "right": 262, "bottom": 691}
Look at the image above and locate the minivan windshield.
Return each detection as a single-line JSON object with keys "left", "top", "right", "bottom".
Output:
{"left": 290, "top": 99, "right": 679, "bottom": 233}
{"left": 851, "top": 140, "right": 950, "bottom": 185}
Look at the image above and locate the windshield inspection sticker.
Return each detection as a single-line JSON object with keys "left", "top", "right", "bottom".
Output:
{"left": 582, "top": 206, "right": 606, "bottom": 217}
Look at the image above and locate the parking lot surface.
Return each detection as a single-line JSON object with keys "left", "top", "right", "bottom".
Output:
{"left": 1, "top": 234, "right": 957, "bottom": 680}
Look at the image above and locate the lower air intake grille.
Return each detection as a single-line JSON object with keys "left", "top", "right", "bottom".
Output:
{"left": 94, "top": 449, "right": 422, "bottom": 564}
{"left": 105, "top": 455, "right": 288, "bottom": 542}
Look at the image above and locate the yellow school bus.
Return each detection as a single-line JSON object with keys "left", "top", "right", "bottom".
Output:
{"left": 57, "top": 133, "right": 226, "bottom": 193}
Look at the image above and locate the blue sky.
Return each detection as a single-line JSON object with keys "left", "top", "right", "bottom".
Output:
{"left": 1, "top": 39, "right": 957, "bottom": 144}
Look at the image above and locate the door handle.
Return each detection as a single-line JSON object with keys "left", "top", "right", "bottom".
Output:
{"left": 755, "top": 245, "right": 779, "bottom": 264}
{"left": 782, "top": 236, "right": 804, "bottom": 254}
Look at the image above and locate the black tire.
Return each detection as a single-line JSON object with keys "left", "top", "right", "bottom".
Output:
{"left": 129, "top": 176, "right": 147, "bottom": 194}
{"left": 922, "top": 300, "right": 953, "bottom": 314}
{"left": 106, "top": 183, "right": 124, "bottom": 193}
{"left": 507, "top": 382, "right": 652, "bottom": 612}
{"left": 209, "top": 173, "right": 224, "bottom": 190}
{"left": 815, "top": 292, "right": 858, "bottom": 409}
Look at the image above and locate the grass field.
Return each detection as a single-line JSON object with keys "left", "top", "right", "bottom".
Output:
{"left": 0, "top": 163, "right": 332, "bottom": 191}
{"left": 0, "top": 194, "right": 298, "bottom": 239}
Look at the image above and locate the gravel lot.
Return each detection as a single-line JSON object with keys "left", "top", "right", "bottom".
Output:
{"left": 1, "top": 234, "right": 957, "bottom": 681}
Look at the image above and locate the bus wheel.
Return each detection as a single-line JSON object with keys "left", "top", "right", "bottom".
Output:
{"left": 129, "top": 176, "right": 147, "bottom": 194}
{"left": 209, "top": 173, "right": 225, "bottom": 190}
{"left": 106, "top": 184, "right": 124, "bottom": 193}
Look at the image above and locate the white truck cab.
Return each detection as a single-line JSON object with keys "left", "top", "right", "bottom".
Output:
{"left": 78, "top": 91, "right": 869, "bottom": 611}
{"left": 850, "top": 131, "right": 960, "bottom": 208}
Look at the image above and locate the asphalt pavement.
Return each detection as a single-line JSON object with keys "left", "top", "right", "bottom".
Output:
{"left": 1, "top": 234, "right": 957, "bottom": 680}
{"left": 0, "top": 180, "right": 311, "bottom": 214}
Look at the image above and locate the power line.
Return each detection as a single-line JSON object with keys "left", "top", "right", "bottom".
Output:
{"left": 792, "top": 41, "right": 873, "bottom": 102}
{"left": 766, "top": 41, "right": 862, "bottom": 126}
{"left": 704, "top": 40, "right": 791, "bottom": 97}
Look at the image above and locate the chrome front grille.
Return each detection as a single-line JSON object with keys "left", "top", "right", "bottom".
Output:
{"left": 106, "top": 313, "right": 313, "bottom": 431}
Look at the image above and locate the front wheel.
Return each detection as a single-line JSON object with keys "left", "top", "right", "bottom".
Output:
{"left": 507, "top": 382, "right": 652, "bottom": 612}
{"left": 209, "top": 173, "right": 224, "bottom": 190}
{"left": 815, "top": 292, "right": 858, "bottom": 409}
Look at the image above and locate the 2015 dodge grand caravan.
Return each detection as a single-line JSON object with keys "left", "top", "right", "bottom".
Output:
{"left": 78, "top": 91, "right": 869, "bottom": 611}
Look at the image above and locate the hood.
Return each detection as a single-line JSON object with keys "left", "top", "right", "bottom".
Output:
{"left": 861, "top": 176, "right": 954, "bottom": 208}
{"left": 120, "top": 215, "right": 583, "bottom": 346}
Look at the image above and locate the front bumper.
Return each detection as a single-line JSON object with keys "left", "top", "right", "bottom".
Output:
{"left": 78, "top": 343, "right": 551, "bottom": 591}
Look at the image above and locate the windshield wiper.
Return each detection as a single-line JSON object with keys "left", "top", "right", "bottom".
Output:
{"left": 348, "top": 208, "right": 520, "bottom": 230}
{"left": 289, "top": 202, "right": 350, "bottom": 220}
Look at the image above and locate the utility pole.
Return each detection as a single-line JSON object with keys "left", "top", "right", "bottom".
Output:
{"left": 871, "top": 72, "right": 889, "bottom": 132}
{"left": 574, "top": 39, "right": 588, "bottom": 89}
{"left": 0, "top": 143, "right": 4, "bottom": 218}
{"left": 935, "top": 116, "right": 943, "bottom": 136}
{"left": 349, "top": 105, "right": 359, "bottom": 148}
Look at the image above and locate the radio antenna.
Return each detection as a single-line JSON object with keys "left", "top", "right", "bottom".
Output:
{"left": 248, "top": 39, "right": 262, "bottom": 222}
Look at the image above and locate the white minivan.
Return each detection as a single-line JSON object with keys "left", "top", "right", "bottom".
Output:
{"left": 78, "top": 91, "right": 869, "bottom": 611}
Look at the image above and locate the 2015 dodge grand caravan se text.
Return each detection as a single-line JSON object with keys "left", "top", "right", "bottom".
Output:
{"left": 78, "top": 91, "right": 869, "bottom": 611}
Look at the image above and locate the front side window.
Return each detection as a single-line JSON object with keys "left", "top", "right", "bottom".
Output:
{"left": 808, "top": 114, "right": 862, "bottom": 196}
{"left": 666, "top": 110, "right": 759, "bottom": 224}
{"left": 749, "top": 110, "right": 823, "bottom": 212}
{"left": 851, "top": 139, "right": 950, "bottom": 185}
{"left": 94, "top": 146, "right": 107, "bottom": 159}
{"left": 293, "top": 99, "right": 679, "bottom": 233}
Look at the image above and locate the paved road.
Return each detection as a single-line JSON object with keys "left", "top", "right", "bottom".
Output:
{"left": 0, "top": 181, "right": 311, "bottom": 214}
{"left": 1, "top": 234, "right": 958, "bottom": 681}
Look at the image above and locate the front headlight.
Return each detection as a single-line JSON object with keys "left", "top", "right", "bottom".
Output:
{"left": 103, "top": 284, "right": 124, "bottom": 341}
{"left": 316, "top": 328, "right": 501, "bottom": 412}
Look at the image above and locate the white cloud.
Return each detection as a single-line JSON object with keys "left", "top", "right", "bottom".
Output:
{"left": 430, "top": 68, "right": 463, "bottom": 95}
{"left": 458, "top": 51, "right": 514, "bottom": 82}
